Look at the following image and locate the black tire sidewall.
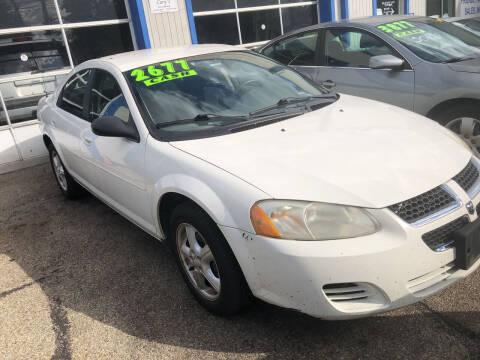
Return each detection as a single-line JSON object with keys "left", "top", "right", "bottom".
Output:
{"left": 434, "top": 103, "right": 480, "bottom": 127}
{"left": 169, "top": 203, "right": 250, "bottom": 316}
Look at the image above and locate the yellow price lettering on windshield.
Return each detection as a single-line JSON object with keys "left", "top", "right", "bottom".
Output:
{"left": 393, "top": 29, "right": 425, "bottom": 38}
{"left": 130, "top": 59, "right": 197, "bottom": 86}
{"left": 378, "top": 21, "right": 416, "bottom": 33}
{"left": 144, "top": 70, "right": 198, "bottom": 87}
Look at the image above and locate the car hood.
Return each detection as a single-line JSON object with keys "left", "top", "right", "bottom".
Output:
{"left": 448, "top": 57, "right": 480, "bottom": 74}
{"left": 171, "top": 95, "right": 471, "bottom": 208}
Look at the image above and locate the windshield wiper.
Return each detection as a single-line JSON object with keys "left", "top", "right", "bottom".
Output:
{"left": 155, "top": 113, "right": 247, "bottom": 128}
{"left": 249, "top": 95, "right": 337, "bottom": 118}
{"left": 442, "top": 55, "right": 477, "bottom": 63}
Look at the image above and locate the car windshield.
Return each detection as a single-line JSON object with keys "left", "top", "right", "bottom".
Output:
{"left": 377, "top": 18, "right": 480, "bottom": 63}
{"left": 125, "top": 51, "right": 331, "bottom": 138}
{"left": 453, "top": 18, "right": 480, "bottom": 37}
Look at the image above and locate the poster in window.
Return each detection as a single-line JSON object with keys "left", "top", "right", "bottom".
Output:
{"left": 149, "top": 0, "right": 179, "bottom": 13}
{"left": 376, "top": 0, "right": 399, "bottom": 15}
{"left": 461, "top": 0, "right": 480, "bottom": 16}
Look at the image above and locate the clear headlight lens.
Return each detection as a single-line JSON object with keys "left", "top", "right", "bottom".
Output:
{"left": 250, "top": 200, "right": 380, "bottom": 240}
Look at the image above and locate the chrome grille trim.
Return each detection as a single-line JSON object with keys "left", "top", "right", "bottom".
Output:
{"left": 388, "top": 185, "right": 462, "bottom": 227}
{"left": 466, "top": 158, "right": 480, "bottom": 199}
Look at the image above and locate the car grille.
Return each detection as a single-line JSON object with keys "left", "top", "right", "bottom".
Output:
{"left": 421, "top": 215, "right": 469, "bottom": 251}
{"left": 453, "top": 160, "right": 479, "bottom": 193}
{"left": 388, "top": 186, "right": 456, "bottom": 224}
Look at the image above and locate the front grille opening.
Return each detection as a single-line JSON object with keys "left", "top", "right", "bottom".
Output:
{"left": 421, "top": 215, "right": 469, "bottom": 251}
{"left": 453, "top": 160, "right": 479, "bottom": 193}
{"left": 388, "top": 186, "right": 456, "bottom": 224}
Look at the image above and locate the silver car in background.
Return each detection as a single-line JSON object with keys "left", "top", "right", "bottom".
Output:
{"left": 259, "top": 16, "right": 480, "bottom": 154}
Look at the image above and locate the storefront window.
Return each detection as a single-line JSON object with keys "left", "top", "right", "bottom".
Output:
{"left": 0, "top": 31, "right": 69, "bottom": 76}
{"left": 192, "top": 0, "right": 319, "bottom": 45}
{"left": 282, "top": 5, "right": 318, "bottom": 33}
{"left": 0, "top": 0, "right": 59, "bottom": 30}
{"left": 427, "top": 0, "right": 455, "bottom": 17}
{"left": 57, "top": 0, "right": 128, "bottom": 23}
{"left": 195, "top": 14, "right": 240, "bottom": 45}
{"left": 65, "top": 24, "right": 133, "bottom": 65}
{"left": 0, "top": 0, "right": 133, "bottom": 131}
{"left": 239, "top": 9, "right": 281, "bottom": 43}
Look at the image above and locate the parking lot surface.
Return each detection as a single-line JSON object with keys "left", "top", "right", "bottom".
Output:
{"left": 1, "top": 164, "right": 479, "bottom": 360}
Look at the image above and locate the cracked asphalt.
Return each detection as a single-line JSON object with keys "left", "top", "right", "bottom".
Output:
{"left": 1, "top": 164, "right": 479, "bottom": 360}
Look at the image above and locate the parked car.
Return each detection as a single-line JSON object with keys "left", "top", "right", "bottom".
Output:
{"left": 39, "top": 45, "right": 480, "bottom": 320}
{"left": 446, "top": 14, "right": 480, "bottom": 37}
{"left": 259, "top": 16, "right": 480, "bottom": 155}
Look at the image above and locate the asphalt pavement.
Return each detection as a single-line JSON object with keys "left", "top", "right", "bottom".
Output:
{"left": 1, "top": 164, "right": 479, "bottom": 360}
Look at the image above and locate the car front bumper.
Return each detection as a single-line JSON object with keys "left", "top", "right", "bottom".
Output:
{"left": 219, "top": 183, "right": 480, "bottom": 320}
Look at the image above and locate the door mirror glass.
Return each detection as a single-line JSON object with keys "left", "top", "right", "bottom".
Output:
{"left": 91, "top": 115, "right": 139, "bottom": 142}
{"left": 369, "top": 54, "right": 404, "bottom": 69}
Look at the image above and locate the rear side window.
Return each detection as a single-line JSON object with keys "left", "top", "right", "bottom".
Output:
{"left": 58, "top": 69, "right": 91, "bottom": 118}
{"left": 89, "top": 69, "right": 130, "bottom": 123}
{"left": 262, "top": 31, "right": 319, "bottom": 66}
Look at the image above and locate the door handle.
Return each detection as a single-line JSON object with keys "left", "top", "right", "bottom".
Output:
{"left": 83, "top": 137, "right": 92, "bottom": 144}
{"left": 321, "top": 80, "right": 336, "bottom": 89}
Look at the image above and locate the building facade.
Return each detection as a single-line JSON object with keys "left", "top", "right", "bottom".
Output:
{"left": 0, "top": 0, "right": 478, "bottom": 172}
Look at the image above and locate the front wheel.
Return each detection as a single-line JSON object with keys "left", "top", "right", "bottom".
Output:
{"left": 434, "top": 104, "right": 480, "bottom": 156}
{"left": 169, "top": 203, "right": 251, "bottom": 316}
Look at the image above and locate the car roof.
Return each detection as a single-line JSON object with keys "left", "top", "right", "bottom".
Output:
{"left": 444, "top": 14, "right": 480, "bottom": 22}
{"left": 260, "top": 15, "right": 427, "bottom": 49}
{"left": 96, "top": 44, "right": 247, "bottom": 72}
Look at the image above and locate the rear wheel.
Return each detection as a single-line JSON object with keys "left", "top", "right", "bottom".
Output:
{"left": 434, "top": 104, "right": 480, "bottom": 156}
{"left": 169, "top": 202, "right": 251, "bottom": 315}
{"left": 48, "top": 146, "right": 84, "bottom": 199}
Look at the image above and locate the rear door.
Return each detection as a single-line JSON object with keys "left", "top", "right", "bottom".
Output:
{"left": 315, "top": 27, "right": 415, "bottom": 110}
{"left": 54, "top": 69, "right": 101, "bottom": 188}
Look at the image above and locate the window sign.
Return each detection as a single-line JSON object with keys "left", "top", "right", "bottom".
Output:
{"left": 377, "top": 0, "right": 399, "bottom": 15}
{"left": 461, "top": 0, "right": 480, "bottom": 16}
{"left": 149, "top": 0, "right": 179, "bottom": 13}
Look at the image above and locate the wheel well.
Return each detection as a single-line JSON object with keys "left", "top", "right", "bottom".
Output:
{"left": 158, "top": 192, "right": 200, "bottom": 239}
{"left": 43, "top": 135, "right": 53, "bottom": 150}
{"left": 427, "top": 98, "right": 480, "bottom": 120}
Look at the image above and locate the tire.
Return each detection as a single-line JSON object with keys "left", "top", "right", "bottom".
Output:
{"left": 433, "top": 103, "right": 480, "bottom": 156}
{"left": 169, "top": 202, "right": 251, "bottom": 316}
{"left": 48, "top": 146, "right": 85, "bottom": 199}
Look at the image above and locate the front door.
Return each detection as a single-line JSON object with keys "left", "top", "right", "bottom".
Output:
{"left": 314, "top": 28, "right": 415, "bottom": 111}
{"left": 85, "top": 69, "right": 153, "bottom": 231}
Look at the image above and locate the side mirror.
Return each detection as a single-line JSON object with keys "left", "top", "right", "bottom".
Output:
{"left": 369, "top": 55, "right": 404, "bottom": 70}
{"left": 91, "top": 116, "right": 140, "bottom": 143}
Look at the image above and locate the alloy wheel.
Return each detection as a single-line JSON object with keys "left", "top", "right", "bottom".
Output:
{"left": 52, "top": 152, "right": 68, "bottom": 192}
{"left": 445, "top": 117, "right": 480, "bottom": 156}
{"left": 176, "top": 223, "right": 221, "bottom": 300}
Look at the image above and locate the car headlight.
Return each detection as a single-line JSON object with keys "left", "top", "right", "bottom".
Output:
{"left": 250, "top": 200, "right": 380, "bottom": 240}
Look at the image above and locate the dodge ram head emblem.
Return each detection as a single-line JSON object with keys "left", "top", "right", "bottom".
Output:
{"left": 466, "top": 201, "right": 475, "bottom": 215}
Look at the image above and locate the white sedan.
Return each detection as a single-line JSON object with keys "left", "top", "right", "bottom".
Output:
{"left": 38, "top": 44, "right": 480, "bottom": 319}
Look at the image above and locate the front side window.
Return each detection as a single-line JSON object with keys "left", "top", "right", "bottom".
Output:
{"left": 324, "top": 29, "right": 394, "bottom": 68}
{"left": 59, "top": 69, "right": 91, "bottom": 118}
{"left": 126, "top": 51, "right": 331, "bottom": 139}
{"left": 263, "top": 31, "right": 319, "bottom": 66}
{"left": 89, "top": 70, "right": 130, "bottom": 123}
{"left": 377, "top": 19, "right": 480, "bottom": 63}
